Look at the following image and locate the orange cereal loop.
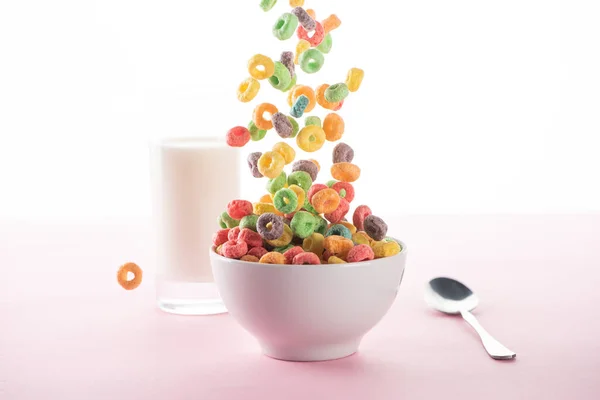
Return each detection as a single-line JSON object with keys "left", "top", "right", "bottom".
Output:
{"left": 323, "top": 236, "right": 354, "bottom": 259}
{"left": 260, "top": 252, "right": 287, "bottom": 264}
{"left": 331, "top": 162, "right": 361, "bottom": 183}
{"left": 323, "top": 113, "right": 345, "bottom": 141}
{"left": 311, "top": 188, "right": 341, "bottom": 214}
{"left": 308, "top": 159, "right": 320, "bottom": 172}
{"left": 253, "top": 103, "right": 278, "bottom": 130}
{"left": 248, "top": 54, "right": 275, "bottom": 80}
{"left": 323, "top": 14, "right": 342, "bottom": 34}
{"left": 273, "top": 142, "right": 296, "bottom": 165}
{"left": 306, "top": 9, "right": 316, "bottom": 19}
{"left": 291, "top": 86, "right": 316, "bottom": 113}
{"left": 258, "top": 151, "right": 285, "bottom": 179}
{"left": 316, "top": 84, "right": 342, "bottom": 110}
{"left": 241, "top": 255, "right": 260, "bottom": 262}
{"left": 260, "top": 194, "right": 273, "bottom": 204}
{"left": 116, "top": 262, "right": 143, "bottom": 290}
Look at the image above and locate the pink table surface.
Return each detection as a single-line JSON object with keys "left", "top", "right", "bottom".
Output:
{"left": 1, "top": 215, "right": 599, "bottom": 400}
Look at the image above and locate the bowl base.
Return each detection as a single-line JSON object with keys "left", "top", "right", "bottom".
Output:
{"left": 260, "top": 339, "right": 361, "bottom": 362}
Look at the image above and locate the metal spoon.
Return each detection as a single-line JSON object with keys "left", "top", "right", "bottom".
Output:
{"left": 425, "top": 277, "right": 516, "bottom": 360}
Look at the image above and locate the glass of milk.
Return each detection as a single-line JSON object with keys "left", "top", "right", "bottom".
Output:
{"left": 151, "top": 137, "right": 240, "bottom": 315}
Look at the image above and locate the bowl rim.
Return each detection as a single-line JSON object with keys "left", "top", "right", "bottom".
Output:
{"left": 210, "top": 238, "right": 406, "bottom": 269}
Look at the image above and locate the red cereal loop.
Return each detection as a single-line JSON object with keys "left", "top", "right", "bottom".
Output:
{"left": 297, "top": 21, "right": 325, "bottom": 47}
{"left": 212, "top": 229, "right": 230, "bottom": 246}
{"left": 332, "top": 100, "right": 344, "bottom": 111}
{"left": 248, "top": 246, "right": 268, "bottom": 259}
{"left": 322, "top": 250, "right": 332, "bottom": 262}
{"left": 324, "top": 198, "right": 350, "bottom": 224}
{"left": 307, "top": 183, "right": 328, "bottom": 203}
{"left": 332, "top": 182, "right": 355, "bottom": 203}
{"left": 228, "top": 227, "right": 241, "bottom": 242}
{"left": 347, "top": 244, "right": 375, "bottom": 263}
{"left": 221, "top": 240, "right": 248, "bottom": 259}
{"left": 238, "top": 228, "right": 263, "bottom": 248}
{"left": 227, "top": 200, "right": 253, "bottom": 219}
{"left": 292, "top": 252, "right": 322, "bottom": 265}
{"left": 352, "top": 205, "right": 372, "bottom": 231}
{"left": 283, "top": 246, "right": 304, "bottom": 264}
{"left": 226, "top": 126, "right": 251, "bottom": 147}
{"left": 284, "top": 212, "right": 296, "bottom": 220}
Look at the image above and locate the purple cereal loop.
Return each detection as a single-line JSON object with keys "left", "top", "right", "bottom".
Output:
{"left": 280, "top": 51, "right": 295, "bottom": 79}
{"left": 272, "top": 112, "right": 293, "bottom": 138}
{"left": 247, "top": 152, "right": 263, "bottom": 178}
{"left": 257, "top": 213, "right": 285, "bottom": 240}
{"left": 332, "top": 142, "right": 354, "bottom": 163}
{"left": 291, "top": 159, "right": 318, "bottom": 182}
{"left": 364, "top": 215, "right": 388, "bottom": 241}
{"left": 292, "top": 7, "right": 316, "bottom": 32}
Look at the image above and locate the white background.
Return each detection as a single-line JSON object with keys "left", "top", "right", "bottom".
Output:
{"left": 1, "top": 0, "right": 599, "bottom": 222}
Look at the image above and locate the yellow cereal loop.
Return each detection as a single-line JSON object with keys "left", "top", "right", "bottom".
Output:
{"left": 328, "top": 256, "right": 347, "bottom": 264}
{"left": 272, "top": 142, "right": 296, "bottom": 165}
{"left": 248, "top": 54, "right": 275, "bottom": 80}
{"left": 294, "top": 40, "right": 311, "bottom": 65}
{"left": 237, "top": 77, "right": 260, "bottom": 103}
{"left": 346, "top": 68, "right": 365, "bottom": 93}
{"left": 288, "top": 184, "right": 306, "bottom": 212}
{"left": 322, "top": 14, "right": 342, "bottom": 34}
{"left": 352, "top": 231, "right": 372, "bottom": 245}
{"left": 258, "top": 151, "right": 285, "bottom": 179}
{"left": 267, "top": 224, "right": 293, "bottom": 247}
{"left": 296, "top": 125, "right": 326, "bottom": 152}
{"left": 290, "top": 0, "right": 304, "bottom": 7}
{"left": 287, "top": 85, "right": 299, "bottom": 106}
{"left": 340, "top": 221, "right": 357, "bottom": 234}
{"left": 253, "top": 202, "right": 284, "bottom": 216}
{"left": 372, "top": 240, "right": 402, "bottom": 258}
{"left": 260, "top": 252, "right": 287, "bottom": 264}
{"left": 308, "top": 159, "right": 320, "bottom": 172}
{"left": 303, "top": 233, "right": 325, "bottom": 256}
{"left": 260, "top": 194, "right": 273, "bottom": 204}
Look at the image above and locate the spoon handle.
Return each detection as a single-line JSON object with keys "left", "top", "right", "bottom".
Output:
{"left": 460, "top": 310, "right": 516, "bottom": 360}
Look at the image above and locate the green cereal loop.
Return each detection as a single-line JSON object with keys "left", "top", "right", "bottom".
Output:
{"left": 274, "top": 244, "right": 294, "bottom": 253}
{"left": 266, "top": 172, "right": 287, "bottom": 194}
{"left": 269, "top": 62, "right": 292, "bottom": 91}
{"left": 287, "top": 116, "right": 300, "bottom": 138}
{"left": 218, "top": 214, "right": 227, "bottom": 229}
{"left": 273, "top": 188, "right": 299, "bottom": 214}
{"left": 303, "top": 197, "right": 319, "bottom": 215}
{"left": 339, "top": 189, "right": 347, "bottom": 198}
{"left": 299, "top": 49, "right": 325, "bottom": 74}
{"left": 248, "top": 121, "right": 267, "bottom": 141}
{"left": 240, "top": 215, "right": 259, "bottom": 232}
{"left": 326, "top": 180, "right": 337, "bottom": 187}
{"left": 287, "top": 171, "right": 313, "bottom": 192}
{"left": 317, "top": 33, "right": 333, "bottom": 54}
{"left": 220, "top": 211, "right": 240, "bottom": 229}
{"left": 314, "top": 216, "right": 328, "bottom": 235}
{"left": 324, "top": 83, "right": 349, "bottom": 103}
{"left": 273, "top": 13, "right": 299, "bottom": 41}
{"left": 305, "top": 116, "right": 322, "bottom": 127}
{"left": 291, "top": 211, "right": 317, "bottom": 239}
{"left": 283, "top": 73, "right": 297, "bottom": 92}
{"left": 260, "top": 0, "right": 277, "bottom": 12}
{"left": 325, "top": 224, "right": 352, "bottom": 240}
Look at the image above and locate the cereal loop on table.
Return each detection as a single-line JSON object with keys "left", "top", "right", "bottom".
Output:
{"left": 248, "top": 54, "right": 275, "bottom": 80}
{"left": 221, "top": 240, "right": 248, "bottom": 259}
{"left": 332, "top": 142, "right": 354, "bottom": 163}
{"left": 296, "top": 125, "right": 326, "bottom": 152}
{"left": 323, "top": 113, "right": 345, "bottom": 141}
{"left": 290, "top": 211, "right": 317, "bottom": 239}
{"left": 272, "top": 112, "right": 294, "bottom": 138}
{"left": 269, "top": 62, "right": 292, "bottom": 91}
{"left": 283, "top": 246, "right": 304, "bottom": 264}
{"left": 364, "top": 215, "right": 388, "bottom": 241}
{"left": 287, "top": 171, "right": 313, "bottom": 192}
{"left": 316, "top": 84, "right": 342, "bottom": 110}
{"left": 293, "top": 252, "right": 321, "bottom": 265}
{"left": 273, "top": 142, "right": 296, "bottom": 165}
{"left": 332, "top": 181, "right": 355, "bottom": 202}
{"left": 346, "top": 68, "right": 365, "bottom": 92}
{"left": 347, "top": 244, "right": 375, "bottom": 263}
{"left": 299, "top": 49, "right": 325, "bottom": 74}
{"left": 257, "top": 213, "right": 284, "bottom": 240}
{"left": 324, "top": 83, "right": 349, "bottom": 103}
{"left": 288, "top": 184, "right": 306, "bottom": 212}
{"left": 260, "top": 0, "right": 277, "bottom": 11}
{"left": 226, "top": 126, "right": 251, "bottom": 147}
{"left": 253, "top": 103, "right": 278, "bottom": 130}
{"left": 324, "top": 198, "right": 350, "bottom": 224}
{"left": 227, "top": 200, "right": 253, "bottom": 219}
{"left": 302, "top": 232, "right": 325, "bottom": 256}
{"left": 291, "top": 94, "right": 310, "bottom": 118}
{"left": 241, "top": 255, "right": 260, "bottom": 262}
{"left": 273, "top": 188, "right": 298, "bottom": 214}
{"left": 117, "top": 262, "right": 143, "bottom": 290}
{"left": 297, "top": 21, "right": 324, "bottom": 47}
{"left": 291, "top": 86, "right": 317, "bottom": 112}
{"left": 237, "top": 77, "right": 260, "bottom": 103}
{"left": 322, "top": 14, "right": 342, "bottom": 34}
{"left": 257, "top": 151, "right": 285, "bottom": 179}
{"left": 248, "top": 121, "right": 267, "bottom": 142}
{"left": 260, "top": 252, "right": 287, "bottom": 264}
{"left": 331, "top": 162, "right": 361, "bottom": 182}
{"left": 317, "top": 33, "right": 333, "bottom": 54}
{"left": 267, "top": 224, "right": 294, "bottom": 247}
{"left": 292, "top": 7, "right": 316, "bottom": 31}
{"left": 292, "top": 160, "right": 318, "bottom": 181}
{"left": 273, "top": 13, "right": 299, "bottom": 41}
{"left": 311, "top": 188, "right": 340, "bottom": 214}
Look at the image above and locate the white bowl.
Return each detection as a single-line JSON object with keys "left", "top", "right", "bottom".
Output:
{"left": 210, "top": 241, "right": 407, "bottom": 362}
